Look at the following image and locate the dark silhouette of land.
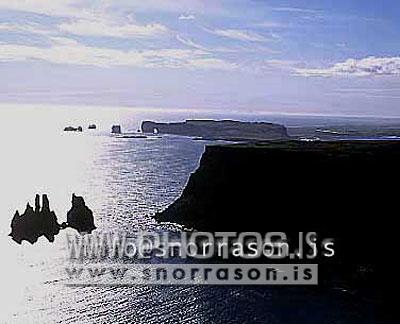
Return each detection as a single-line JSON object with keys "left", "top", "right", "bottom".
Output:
{"left": 141, "top": 120, "right": 289, "bottom": 141}
{"left": 155, "top": 140, "right": 400, "bottom": 315}
{"left": 65, "top": 193, "right": 96, "bottom": 234}
{"left": 10, "top": 194, "right": 60, "bottom": 244}
{"left": 64, "top": 126, "right": 83, "bottom": 132}
{"left": 111, "top": 125, "right": 122, "bottom": 134}
{"left": 10, "top": 194, "right": 95, "bottom": 244}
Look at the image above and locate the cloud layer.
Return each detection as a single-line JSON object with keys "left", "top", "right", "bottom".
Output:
{"left": 209, "top": 29, "right": 267, "bottom": 42}
{"left": 297, "top": 56, "right": 400, "bottom": 77}
{"left": 59, "top": 19, "right": 168, "bottom": 38}
{"left": 0, "top": 37, "right": 236, "bottom": 70}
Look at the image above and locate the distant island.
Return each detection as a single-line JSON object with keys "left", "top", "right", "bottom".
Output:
{"left": 64, "top": 126, "right": 83, "bottom": 132}
{"left": 141, "top": 119, "right": 289, "bottom": 141}
{"left": 111, "top": 125, "right": 122, "bottom": 134}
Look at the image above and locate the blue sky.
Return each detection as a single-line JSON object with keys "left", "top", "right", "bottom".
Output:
{"left": 0, "top": 0, "right": 400, "bottom": 116}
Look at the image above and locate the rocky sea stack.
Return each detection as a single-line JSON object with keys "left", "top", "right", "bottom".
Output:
{"left": 10, "top": 194, "right": 60, "bottom": 244}
{"left": 10, "top": 194, "right": 96, "bottom": 244}
{"left": 66, "top": 194, "right": 96, "bottom": 234}
{"left": 111, "top": 125, "right": 122, "bottom": 134}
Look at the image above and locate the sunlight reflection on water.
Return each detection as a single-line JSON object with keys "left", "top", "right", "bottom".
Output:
{"left": 0, "top": 105, "right": 211, "bottom": 323}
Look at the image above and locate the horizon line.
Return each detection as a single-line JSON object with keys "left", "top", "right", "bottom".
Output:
{"left": 1, "top": 102, "right": 400, "bottom": 120}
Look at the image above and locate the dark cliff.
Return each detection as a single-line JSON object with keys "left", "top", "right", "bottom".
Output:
{"left": 141, "top": 120, "right": 289, "bottom": 141}
{"left": 156, "top": 141, "right": 400, "bottom": 234}
{"left": 155, "top": 141, "right": 400, "bottom": 306}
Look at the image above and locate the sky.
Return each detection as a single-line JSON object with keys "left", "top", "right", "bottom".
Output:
{"left": 0, "top": 0, "right": 400, "bottom": 116}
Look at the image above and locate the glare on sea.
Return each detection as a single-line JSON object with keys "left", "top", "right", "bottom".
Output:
{"left": 0, "top": 104, "right": 124, "bottom": 322}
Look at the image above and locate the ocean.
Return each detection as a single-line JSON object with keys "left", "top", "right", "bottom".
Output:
{"left": 0, "top": 104, "right": 396, "bottom": 323}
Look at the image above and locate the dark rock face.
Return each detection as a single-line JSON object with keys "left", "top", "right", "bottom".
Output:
{"left": 66, "top": 194, "right": 96, "bottom": 234}
{"left": 64, "top": 126, "right": 83, "bottom": 132}
{"left": 157, "top": 141, "right": 400, "bottom": 234}
{"left": 155, "top": 141, "right": 400, "bottom": 311}
{"left": 88, "top": 124, "right": 97, "bottom": 129}
{"left": 9, "top": 194, "right": 60, "bottom": 244}
{"left": 141, "top": 120, "right": 288, "bottom": 141}
{"left": 111, "top": 125, "right": 122, "bottom": 134}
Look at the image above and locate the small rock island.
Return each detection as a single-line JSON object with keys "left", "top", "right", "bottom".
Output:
{"left": 10, "top": 194, "right": 96, "bottom": 244}
{"left": 111, "top": 125, "right": 122, "bottom": 134}
{"left": 141, "top": 119, "right": 288, "bottom": 141}
{"left": 64, "top": 126, "right": 83, "bottom": 132}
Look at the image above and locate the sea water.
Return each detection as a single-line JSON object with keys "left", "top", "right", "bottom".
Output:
{"left": 0, "top": 104, "right": 391, "bottom": 323}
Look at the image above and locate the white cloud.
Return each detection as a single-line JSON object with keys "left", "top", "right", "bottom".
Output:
{"left": 0, "top": 22, "right": 53, "bottom": 35}
{"left": 0, "top": 0, "right": 216, "bottom": 18}
{"left": 0, "top": 2, "right": 170, "bottom": 40}
{"left": 271, "top": 7, "right": 320, "bottom": 14}
{"left": 0, "top": 18, "right": 169, "bottom": 40}
{"left": 59, "top": 19, "right": 168, "bottom": 38}
{"left": 209, "top": 29, "right": 267, "bottom": 42}
{"left": 0, "top": 0, "right": 84, "bottom": 18}
{"left": 239, "top": 59, "right": 298, "bottom": 74}
{"left": 178, "top": 14, "right": 195, "bottom": 20}
{"left": 265, "top": 59, "right": 299, "bottom": 68}
{"left": 0, "top": 3, "right": 170, "bottom": 40}
{"left": 176, "top": 34, "right": 261, "bottom": 54}
{"left": 255, "top": 21, "right": 286, "bottom": 28}
{"left": 185, "top": 58, "right": 236, "bottom": 70}
{"left": 176, "top": 35, "right": 208, "bottom": 51}
{"left": 0, "top": 37, "right": 235, "bottom": 70}
{"left": 296, "top": 56, "right": 400, "bottom": 77}
{"left": 119, "top": 0, "right": 221, "bottom": 15}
